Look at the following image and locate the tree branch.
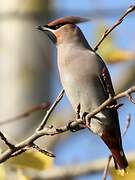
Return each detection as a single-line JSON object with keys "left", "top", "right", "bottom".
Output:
{"left": 0, "top": 85, "right": 134, "bottom": 164}
{"left": 0, "top": 131, "right": 15, "bottom": 149}
{"left": 31, "top": 143, "right": 55, "bottom": 157}
{"left": 0, "top": 102, "right": 49, "bottom": 126}
{"left": 94, "top": 4, "right": 135, "bottom": 51}
{"left": 36, "top": 89, "right": 65, "bottom": 131}
{"left": 85, "top": 85, "right": 135, "bottom": 121}
{"left": 102, "top": 155, "right": 112, "bottom": 180}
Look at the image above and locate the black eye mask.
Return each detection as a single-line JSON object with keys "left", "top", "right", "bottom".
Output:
{"left": 46, "top": 23, "right": 65, "bottom": 30}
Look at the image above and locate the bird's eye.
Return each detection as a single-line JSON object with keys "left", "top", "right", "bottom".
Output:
{"left": 55, "top": 25, "right": 62, "bottom": 29}
{"left": 53, "top": 23, "right": 65, "bottom": 30}
{"left": 49, "top": 23, "right": 65, "bottom": 30}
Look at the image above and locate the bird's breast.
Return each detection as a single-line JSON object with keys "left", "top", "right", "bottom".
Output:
{"left": 57, "top": 49, "right": 104, "bottom": 113}
{"left": 57, "top": 46, "right": 114, "bottom": 135}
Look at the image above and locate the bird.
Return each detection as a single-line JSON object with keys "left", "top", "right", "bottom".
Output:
{"left": 38, "top": 16, "right": 128, "bottom": 171}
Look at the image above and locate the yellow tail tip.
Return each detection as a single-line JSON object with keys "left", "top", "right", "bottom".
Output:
{"left": 117, "top": 169, "right": 128, "bottom": 176}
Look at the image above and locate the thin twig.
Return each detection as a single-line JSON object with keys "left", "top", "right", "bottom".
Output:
{"left": 122, "top": 114, "right": 131, "bottom": 138}
{"left": 102, "top": 155, "right": 112, "bottom": 180}
{"left": 0, "top": 102, "right": 49, "bottom": 126}
{"left": 85, "top": 85, "right": 135, "bottom": 121}
{"left": 106, "top": 103, "right": 123, "bottom": 109}
{"left": 11, "top": 148, "right": 28, "bottom": 157}
{"left": 37, "top": 89, "right": 65, "bottom": 131}
{"left": 31, "top": 143, "right": 55, "bottom": 157}
{"left": 0, "top": 131, "right": 15, "bottom": 149}
{"left": 126, "top": 93, "right": 135, "bottom": 105}
{"left": 94, "top": 5, "right": 135, "bottom": 51}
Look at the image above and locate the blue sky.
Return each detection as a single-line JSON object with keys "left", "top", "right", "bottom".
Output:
{"left": 55, "top": 0, "right": 134, "bottom": 10}
{"left": 48, "top": 1, "right": 135, "bottom": 179}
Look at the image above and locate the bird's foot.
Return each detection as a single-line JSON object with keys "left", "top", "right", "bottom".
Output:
{"left": 67, "top": 121, "right": 85, "bottom": 132}
{"left": 75, "top": 103, "right": 81, "bottom": 119}
{"left": 82, "top": 112, "right": 91, "bottom": 129}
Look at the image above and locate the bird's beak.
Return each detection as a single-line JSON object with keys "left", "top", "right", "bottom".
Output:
{"left": 37, "top": 25, "right": 50, "bottom": 32}
{"left": 37, "top": 25, "right": 56, "bottom": 44}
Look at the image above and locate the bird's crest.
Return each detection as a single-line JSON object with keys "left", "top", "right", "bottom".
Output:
{"left": 47, "top": 16, "right": 89, "bottom": 27}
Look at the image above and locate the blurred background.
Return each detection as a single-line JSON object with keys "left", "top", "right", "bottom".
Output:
{"left": 0, "top": 0, "right": 135, "bottom": 179}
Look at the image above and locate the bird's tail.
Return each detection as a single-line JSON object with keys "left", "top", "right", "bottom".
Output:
{"left": 101, "top": 131, "right": 128, "bottom": 171}
{"left": 112, "top": 149, "right": 128, "bottom": 170}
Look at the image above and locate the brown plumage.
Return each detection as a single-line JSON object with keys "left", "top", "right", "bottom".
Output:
{"left": 47, "top": 16, "right": 89, "bottom": 27}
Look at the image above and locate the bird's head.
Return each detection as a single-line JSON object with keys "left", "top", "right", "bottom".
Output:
{"left": 37, "top": 16, "right": 89, "bottom": 44}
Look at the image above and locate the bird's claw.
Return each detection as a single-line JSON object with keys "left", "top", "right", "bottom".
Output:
{"left": 76, "top": 103, "right": 81, "bottom": 119}
{"left": 67, "top": 121, "right": 85, "bottom": 132}
{"left": 82, "top": 112, "right": 91, "bottom": 129}
{"left": 67, "top": 121, "right": 77, "bottom": 132}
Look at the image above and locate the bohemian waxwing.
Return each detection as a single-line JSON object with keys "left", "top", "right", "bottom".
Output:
{"left": 38, "top": 16, "right": 128, "bottom": 171}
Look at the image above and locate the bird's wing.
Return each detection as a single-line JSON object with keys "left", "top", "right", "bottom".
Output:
{"left": 97, "top": 58, "right": 119, "bottom": 122}
{"left": 97, "top": 59, "right": 128, "bottom": 170}
{"left": 99, "top": 65, "right": 115, "bottom": 99}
